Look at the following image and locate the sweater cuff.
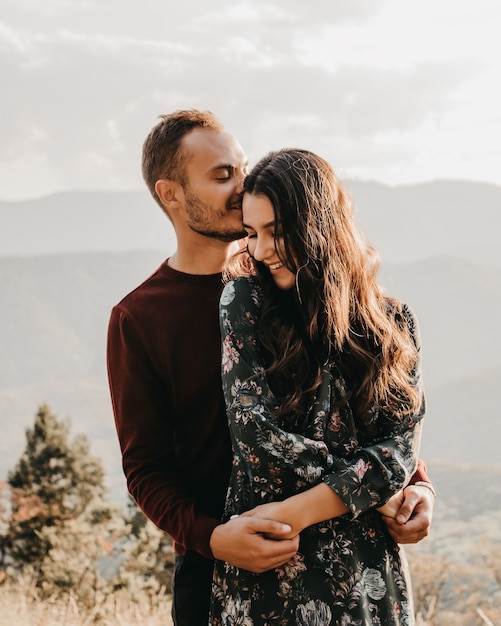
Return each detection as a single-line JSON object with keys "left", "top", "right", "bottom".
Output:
{"left": 187, "top": 515, "right": 221, "bottom": 561}
{"left": 408, "top": 458, "right": 430, "bottom": 484}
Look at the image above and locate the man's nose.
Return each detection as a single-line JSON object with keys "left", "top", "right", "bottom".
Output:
{"left": 234, "top": 169, "right": 246, "bottom": 194}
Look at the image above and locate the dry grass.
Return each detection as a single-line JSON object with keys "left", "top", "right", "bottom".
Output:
{"left": 0, "top": 585, "right": 173, "bottom": 626}
{"left": 1, "top": 578, "right": 499, "bottom": 625}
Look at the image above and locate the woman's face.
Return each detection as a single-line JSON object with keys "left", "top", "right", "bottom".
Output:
{"left": 242, "top": 192, "right": 296, "bottom": 290}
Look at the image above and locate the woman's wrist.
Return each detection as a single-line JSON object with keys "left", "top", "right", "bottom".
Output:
{"left": 280, "top": 484, "right": 349, "bottom": 532}
{"left": 270, "top": 495, "right": 308, "bottom": 534}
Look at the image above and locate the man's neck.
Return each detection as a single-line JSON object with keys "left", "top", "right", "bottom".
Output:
{"left": 168, "top": 240, "right": 241, "bottom": 275}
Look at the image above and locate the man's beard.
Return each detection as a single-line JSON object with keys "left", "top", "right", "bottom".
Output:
{"left": 185, "top": 188, "right": 246, "bottom": 242}
{"left": 189, "top": 222, "right": 246, "bottom": 242}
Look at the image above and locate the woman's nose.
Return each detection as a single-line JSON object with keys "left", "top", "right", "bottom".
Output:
{"left": 253, "top": 236, "right": 273, "bottom": 262}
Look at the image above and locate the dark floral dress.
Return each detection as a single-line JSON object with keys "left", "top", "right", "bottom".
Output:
{"left": 210, "top": 277, "right": 425, "bottom": 626}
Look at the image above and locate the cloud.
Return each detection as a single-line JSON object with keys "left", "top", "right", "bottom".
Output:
{"left": 197, "top": 0, "right": 386, "bottom": 26}
{"left": 0, "top": 0, "right": 499, "bottom": 199}
{"left": 0, "top": 21, "right": 27, "bottom": 53}
{"left": 0, "top": 23, "right": 469, "bottom": 197}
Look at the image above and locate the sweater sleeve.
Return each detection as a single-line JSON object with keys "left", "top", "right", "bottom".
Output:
{"left": 107, "top": 305, "right": 219, "bottom": 559}
{"left": 409, "top": 458, "right": 431, "bottom": 484}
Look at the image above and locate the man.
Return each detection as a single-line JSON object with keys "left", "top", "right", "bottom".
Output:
{"left": 107, "top": 110, "right": 435, "bottom": 625}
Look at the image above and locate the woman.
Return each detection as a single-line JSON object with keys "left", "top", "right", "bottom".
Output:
{"left": 210, "top": 149, "right": 425, "bottom": 625}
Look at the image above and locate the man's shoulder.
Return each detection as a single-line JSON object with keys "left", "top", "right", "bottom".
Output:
{"left": 113, "top": 260, "right": 170, "bottom": 314}
{"left": 113, "top": 260, "right": 225, "bottom": 323}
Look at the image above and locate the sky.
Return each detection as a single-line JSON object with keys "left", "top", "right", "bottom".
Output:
{"left": 1, "top": 0, "right": 500, "bottom": 201}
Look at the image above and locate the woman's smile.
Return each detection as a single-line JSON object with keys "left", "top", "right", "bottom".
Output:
{"left": 242, "top": 193, "right": 296, "bottom": 290}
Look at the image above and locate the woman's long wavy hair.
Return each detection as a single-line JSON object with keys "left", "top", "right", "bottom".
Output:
{"left": 225, "top": 148, "right": 422, "bottom": 422}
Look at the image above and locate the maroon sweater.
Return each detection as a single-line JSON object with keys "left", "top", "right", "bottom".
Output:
{"left": 107, "top": 261, "right": 232, "bottom": 558}
{"left": 107, "top": 259, "right": 430, "bottom": 559}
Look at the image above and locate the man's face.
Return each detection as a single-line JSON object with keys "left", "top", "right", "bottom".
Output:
{"left": 179, "top": 128, "right": 248, "bottom": 242}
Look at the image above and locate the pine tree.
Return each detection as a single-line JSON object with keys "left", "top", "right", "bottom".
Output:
{"left": 3, "top": 403, "right": 174, "bottom": 608}
{"left": 118, "top": 496, "right": 175, "bottom": 597}
{"left": 7, "top": 403, "right": 106, "bottom": 567}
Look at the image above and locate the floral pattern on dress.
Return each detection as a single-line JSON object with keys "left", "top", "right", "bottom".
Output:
{"left": 210, "top": 277, "right": 425, "bottom": 625}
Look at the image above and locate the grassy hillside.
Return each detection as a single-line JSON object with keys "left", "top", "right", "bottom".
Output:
{"left": 405, "top": 462, "right": 501, "bottom": 624}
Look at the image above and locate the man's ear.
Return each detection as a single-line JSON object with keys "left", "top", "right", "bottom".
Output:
{"left": 155, "top": 179, "right": 182, "bottom": 210}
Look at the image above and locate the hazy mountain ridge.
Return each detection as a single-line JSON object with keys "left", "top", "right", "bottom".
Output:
{"left": 0, "top": 250, "right": 168, "bottom": 496}
{"left": 0, "top": 181, "right": 499, "bottom": 501}
{"left": 1, "top": 179, "right": 500, "bottom": 262}
{"left": 0, "top": 251, "right": 499, "bottom": 499}
{"left": 424, "top": 367, "right": 501, "bottom": 464}
{"left": 380, "top": 255, "right": 501, "bottom": 388}
{"left": 427, "top": 461, "right": 501, "bottom": 521}
{"left": 0, "top": 191, "right": 174, "bottom": 257}
{"left": 416, "top": 462, "right": 501, "bottom": 565}
{"left": 346, "top": 179, "right": 501, "bottom": 263}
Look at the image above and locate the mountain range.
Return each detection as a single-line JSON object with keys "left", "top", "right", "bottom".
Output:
{"left": 0, "top": 180, "right": 499, "bottom": 500}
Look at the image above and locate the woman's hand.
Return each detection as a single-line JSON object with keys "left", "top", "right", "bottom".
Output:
{"left": 239, "top": 502, "right": 299, "bottom": 540}
{"left": 239, "top": 483, "right": 349, "bottom": 539}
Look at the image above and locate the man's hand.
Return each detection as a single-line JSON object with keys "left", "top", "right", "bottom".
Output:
{"left": 381, "top": 484, "right": 435, "bottom": 544}
{"left": 209, "top": 515, "right": 300, "bottom": 573}
{"left": 377, "top": 490, "right": 404, "bottom": 519}
{"left": 239, "top": 501, "right": 299, "bottom": 539}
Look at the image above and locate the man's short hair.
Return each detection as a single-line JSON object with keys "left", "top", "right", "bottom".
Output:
{"left": 142, "top": 109, "right": 224, "bottom": 208}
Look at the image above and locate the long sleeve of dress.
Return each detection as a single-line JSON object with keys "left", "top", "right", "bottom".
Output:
{"left": 219, "top": 277, "right": 425, "bottom": 519}
{"left": 322, "top": 303, "right": 425, "bottom": 516}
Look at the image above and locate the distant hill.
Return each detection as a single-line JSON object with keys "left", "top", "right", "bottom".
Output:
{"left": 1, "top": 180, "right": 500, "bottom": 264}
{"left": 346, "top": 179, "right": 501, "bottom": 265}
{"left": 413, "top": 461, "right": 501, "bottom": 561}
{"left": 0, "top": 191, "right": 173, "bottom": 257}
{"left": 0, "top": 249, "right": 499, "bottom": 499}
{"left": 427, "top": 461, "right": 501, "bottom": 524}
{"left": 0, "top": 182, "right": 499, "bottom": 500}
{"left": 423, "top": 367, "right": 501, "bottom": 464}
{"left": 379, "top": 256, "right": 501, "bottom": 389}
{"left": 0, "top": 250, "right": 167, "bottom": 499}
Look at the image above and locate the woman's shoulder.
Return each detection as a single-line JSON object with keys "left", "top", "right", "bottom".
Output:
{"left": 384, "top": 296, "right": 415, "bottom": 319}
{"left": 385, "top": 297, "right": 420, "bottom": 345}
{"left": 220, "top": 276, "right": 263, "bottom": 309}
